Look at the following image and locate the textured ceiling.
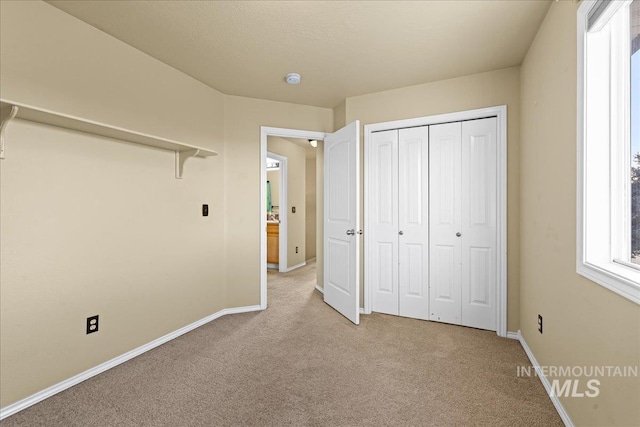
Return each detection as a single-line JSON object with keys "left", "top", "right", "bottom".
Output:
{"left": 47, "top": 0, "right": 551, "bottom": 108}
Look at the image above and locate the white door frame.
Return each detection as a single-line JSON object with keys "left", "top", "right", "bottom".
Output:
{"left": 260, "top": 127, "right": 327, "bottom": 309}
{"left": 266, "top": 151, "right": 288, "bottom": 272}
{"left": 363, "top": 105, "right": 508, "bottom": 337}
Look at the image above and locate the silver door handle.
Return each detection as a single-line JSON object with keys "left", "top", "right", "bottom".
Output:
{"left": 456, "top": 232, "right": 462, "bottom": 237}
{"left": 399, "top": 231, "right": 404, "bottom": 235}
{"left": 346, "top": 229, "right": 355, "bottom": 236}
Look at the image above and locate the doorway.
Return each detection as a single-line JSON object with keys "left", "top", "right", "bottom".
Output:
{"left": 260, "top": 127, "right": 326, "bottom": 310}
{"left": 266, "top": 151, "right": 287, "bottom": 272}
{"left": 260, "top": 123, "right": 361, "bottom": 325}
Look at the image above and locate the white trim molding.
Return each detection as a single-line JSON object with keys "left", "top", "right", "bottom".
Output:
{"left": 516, "top": 331, "right": 574, "bottom": 427}
{"left": 282, "top": 261, "right": 306, "bottom": 273}
{"left": 506, "top": 331, "right": 520, "bottom": 340}
{"left": 260, "top": 126, "right": 327, "bottom": 310}
{"left": 0, "top": 305, "right": 262, "bottom": 420}
{"left": 363, "top": 105, "right": 508, "bottom": 337}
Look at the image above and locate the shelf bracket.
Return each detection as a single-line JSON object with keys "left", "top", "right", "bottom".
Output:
{"left": 0, "top": 105, "right": 19, "bottom": 160}
{"left": 175, "top": 149, "right": 200, "bottom": 179}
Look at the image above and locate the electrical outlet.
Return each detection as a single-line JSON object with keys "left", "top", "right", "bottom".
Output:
{"left": 295, "top": 246, "right": 299, "bottom": 253}
{"left": 202, "top": 204, "right": 209, "bottom": 216}
{"left": 87, "top": 315, "right": 99, "bottom": 334}
{"left": 538, "top": 314, "right": 543, "bottom": 334}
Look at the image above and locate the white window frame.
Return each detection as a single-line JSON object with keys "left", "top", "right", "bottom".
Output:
{"left": 577, "top": 0, "right": 640, "bottom": 305}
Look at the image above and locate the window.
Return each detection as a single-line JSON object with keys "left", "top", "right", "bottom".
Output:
{"left": 577, "top": 0, "right": 640, "bottom": 304}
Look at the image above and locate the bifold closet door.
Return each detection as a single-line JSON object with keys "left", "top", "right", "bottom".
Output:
{"left": 370, "top": 129, "right": 399, "bottom": 315}
{"left": 398, "top": 126, "right": 429, "bottom": 320}
{"left": 429, "top": 117, "right": 497, "bottom": 331}
{"left": 369, "top": 126, "right": 429, "bottom": 319}
{"left": 460, "top": 117, "right": 497, "bottom": 331}
{"left": 429, "top": 122, "right": 463, "bottom": 324}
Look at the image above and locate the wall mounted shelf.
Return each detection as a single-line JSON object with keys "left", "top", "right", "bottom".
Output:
{"left": 0, "top": 99, "right": 218, "bottom": 178}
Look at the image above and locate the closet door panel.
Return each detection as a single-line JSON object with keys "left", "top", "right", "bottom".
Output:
{"left": 429, "top": 122, "right": 462, "bottom": 325}
{"left": 370, "top": 130, "right": 399, "bottom": 315}
{"left": 461, "top": 118, "right": 497, "bottom": 331}
{"left": 398, "top": 126, "right": 429, "bottom": 320}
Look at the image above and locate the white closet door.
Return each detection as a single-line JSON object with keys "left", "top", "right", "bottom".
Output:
{"left": 398, "top": 126, "right": 430, "bottom": 320}
{"left": 370, "top": 130, "right": 399, "bottom": 315}
{"left": 429, "top": 122, "right": 462, "bottom": 325}
{"left": 461, "top": 118, "right": 497, "bottom": 330}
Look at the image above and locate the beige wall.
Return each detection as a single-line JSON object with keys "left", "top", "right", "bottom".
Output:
{"left": 344, "top": 67, "right": 521, "bottom": 330}
{"left": 520, "top": 2, "right": 640, "bottom": 425}
{"left": 223, "top": 95, "right": 333, "bottom": 307}
{"left": 267, "top": 136, "right": 307, "bottom": 268}
{"left": 0, "top": 0, "right": 334, "bottom": 409}
{"left": 333, "top": 100, "right": 346, "bottom": 130}
{"left": 0, "top": 2, "right": 221, "bottom": 148}
{"left": 0, "top": 0, "right": 226, "bottom": 407}
{"left": 4, "top": 2, "right": 638, "bottom": 425}
{"left": 306, "top": 156, "right": 317, "bottom": 260}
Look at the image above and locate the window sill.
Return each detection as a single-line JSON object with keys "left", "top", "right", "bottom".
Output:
{"left": 577, "top": 260, "right": 640, "bottom": 305}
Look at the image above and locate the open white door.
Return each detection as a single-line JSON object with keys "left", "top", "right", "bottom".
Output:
{"left": 324, "top": 121, "right": 360, "bottom": 324}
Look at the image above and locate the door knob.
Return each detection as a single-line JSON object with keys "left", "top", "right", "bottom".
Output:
{"left": 399, "top": 231, "right": 404, "bottom": 235}
{"left": 456, "top": 232, "right": 462, "bottom": 237}
{"left": 346, "top": 229, "right": 355, "bottom": 236}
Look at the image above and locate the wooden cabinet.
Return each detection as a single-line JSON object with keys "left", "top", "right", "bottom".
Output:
{"left": 267, "top": 222, "right": 279, "bottom": 264}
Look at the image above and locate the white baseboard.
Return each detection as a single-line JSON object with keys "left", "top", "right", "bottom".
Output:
{"left": 506, "top": 331, "right": 520, "bottom": 340}
{"left": 222, "top": 305, "right": 262, "bottom": 316}
{"left": 516, "top": 331, "right": 573, "bottom": 427}
{"left": 0, "top": 304, "right": 262, "bottom": 421}
{"left": 267, "top": 263, "right": 279, "bottom": 269}
{"left": 282, "top": 262, "right": 306, "bottom": 272}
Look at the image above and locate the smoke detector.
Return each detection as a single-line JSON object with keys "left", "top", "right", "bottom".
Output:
{"left": 285, "top": 73, "right": 301, "bottom": 85}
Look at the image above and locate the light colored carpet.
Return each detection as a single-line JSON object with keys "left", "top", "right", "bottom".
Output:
{"left": 2, "top": 260, "right": 562, "bottom": 426}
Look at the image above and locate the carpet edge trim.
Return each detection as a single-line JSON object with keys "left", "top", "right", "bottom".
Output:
{"left": 517, "top": 330, "right": 574, "bottom": 427}
{"left": 0, "top": 304, "right": 262, "bottom": 420}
